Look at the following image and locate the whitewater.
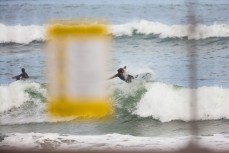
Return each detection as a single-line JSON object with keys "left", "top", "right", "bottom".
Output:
{"left": 1, "top": 20, "right": 229, "bottom": 44}
{"left": 1, "top": 80, "right": 229, "bottom": 125}
{"left": 1, "top": 133, "right": 229, "bottom": 151}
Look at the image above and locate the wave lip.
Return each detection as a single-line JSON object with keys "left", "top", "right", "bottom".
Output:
{"left": 0, "top": 21, "right": 229, "bottom": 44}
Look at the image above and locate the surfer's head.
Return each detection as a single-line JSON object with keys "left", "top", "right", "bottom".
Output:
{"left": 117, "top": 68, "right": 124, "bottom": 74}
{"left": 21, "top": 68, "right": 25, "bottom": 73}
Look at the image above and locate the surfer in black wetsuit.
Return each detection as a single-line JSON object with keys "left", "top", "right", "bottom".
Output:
{"left": 108, "top": 66, "right": 135, "bottom": 83}
{"left": 12, "top": 68, "right": 29, "bottom": 80}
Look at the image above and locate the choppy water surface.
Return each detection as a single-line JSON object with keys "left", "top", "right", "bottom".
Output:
{"left": 0, "top": 0, "right": 229, "bottom": 150}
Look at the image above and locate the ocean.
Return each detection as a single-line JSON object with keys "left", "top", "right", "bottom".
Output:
{"left": 0, "top": 0, "right": 229, "bottom": 151}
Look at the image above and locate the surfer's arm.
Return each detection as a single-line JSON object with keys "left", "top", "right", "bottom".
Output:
{"left": 107, "top": 74, "right": 118, "bottom": 80}
{"left": 12, "top": 74, "right": 21, "bottom": 80}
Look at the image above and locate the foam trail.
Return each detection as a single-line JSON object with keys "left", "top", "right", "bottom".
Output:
{"left": 0, "top": 133, "right": 187, "bottom": 151}
{"left": 0, "top": 21, "right": 229, "bottom": 43}
{"left": 134, "top": 82, "right": 229, "bottom": 122}
{"left": 1, "top": 133, "right": 229, "bottom": 151}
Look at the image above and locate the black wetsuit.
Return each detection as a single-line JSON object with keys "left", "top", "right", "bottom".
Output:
{"left": 13, "top": 72, "right": 29, "bottom": 80}
{"left": 112, "top": 73, "right": 134, "bottom": 83}
{"left": 113, "top": 73, "right": 125, "bottom": 81}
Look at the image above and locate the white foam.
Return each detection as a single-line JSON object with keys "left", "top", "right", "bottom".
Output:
{"left": 0, "top": 81, "right": 89, "bottom": 125}
{"left": 0, "top": 133, "right": 187, "bottom": 151}
{"left": 0, "top": 81, "right": 49, "bottom": 125}
{"left": 0, "top": 81, "right": 46, "bottom": 113}
{"left": 0, "top": 21, "right": 229, "bottom": 44}
{"left": 1, "top": 133, "right": 229, "bottom": 151}
{"left": 134, "top": 82, "right": 229, "bottom": 122}
{"left": 0, "top": 24, "right": 45, "bottom": 44}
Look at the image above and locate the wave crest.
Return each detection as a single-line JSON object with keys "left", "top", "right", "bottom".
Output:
{"left": 0, "top": 20, "right": 229, "bottom": 44}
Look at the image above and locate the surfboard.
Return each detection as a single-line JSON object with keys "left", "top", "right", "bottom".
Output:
{"left": 134, "top": 72, "right": 153, "bottom": 81}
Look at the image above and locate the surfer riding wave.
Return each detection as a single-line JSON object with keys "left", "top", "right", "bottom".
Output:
{"left": 12, "top": 68, "right": 29, "bottom": 81}
{"left": 108, "top": 66, "right": 135, "bottom": 83}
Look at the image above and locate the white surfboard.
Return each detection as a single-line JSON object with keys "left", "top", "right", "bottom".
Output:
{"left": 134, "top": 72, "right": 153, "bottom": 81}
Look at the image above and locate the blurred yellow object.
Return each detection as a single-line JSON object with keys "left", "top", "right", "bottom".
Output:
{"left": 48, "top": 98, "right": 112, "bottom": 118}
{"left": 46, "top": 21, "right": 113, "bottom": 120}
{"left": 47, "top": 23, "right": 108, "bottom": 38}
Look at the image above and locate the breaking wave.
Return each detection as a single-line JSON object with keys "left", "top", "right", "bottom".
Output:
{"left": 134, "top": 82, "right": 229, "bottom": 122}
{"left": 0, "top": 81, "right": 47, "bottom": 125}
{"left": 0, "top": 20, "right": 229, "bottom": 44}
{"left": 1, "top": 80, "right": 229, "bottom": 125}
